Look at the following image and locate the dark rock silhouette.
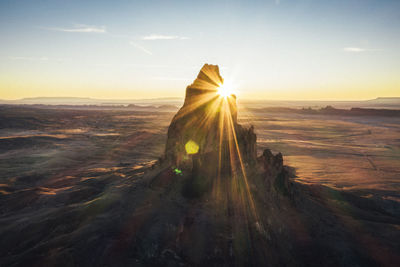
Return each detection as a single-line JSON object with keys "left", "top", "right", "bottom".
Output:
{"left": 165, "top": 64, "right": 240, "bottom": 164}
{"left": 165, "top": 64, "right": 259, "bottom": 197}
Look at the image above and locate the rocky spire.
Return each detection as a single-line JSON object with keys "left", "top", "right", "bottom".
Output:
{"left": 164, "top": 64, "right": 257, "bottom": 190}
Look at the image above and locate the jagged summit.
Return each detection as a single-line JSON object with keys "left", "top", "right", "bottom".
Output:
{"left": 181, "top": 63, "right": 235, "bottom": 114}
{"left": 186, "top": 64, "right": 224, "bottom": 95}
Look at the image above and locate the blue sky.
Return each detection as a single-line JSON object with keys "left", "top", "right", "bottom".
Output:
{"left": 1, "top": 0, "right": 399, "bottom": 100}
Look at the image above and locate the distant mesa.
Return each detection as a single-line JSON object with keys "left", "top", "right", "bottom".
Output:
{"left": 250, "top": 105, "right": 400, "bottom": 117}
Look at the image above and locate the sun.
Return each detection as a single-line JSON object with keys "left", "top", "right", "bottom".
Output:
{"left": 217, "top": 85, "right": 231, "bottom": 98}
{"left": 217, "top": 81, "right": 236, "bottom": 98}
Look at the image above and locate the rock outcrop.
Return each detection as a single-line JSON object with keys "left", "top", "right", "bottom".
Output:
{"left": 165, "top": 64, "right": 255, "bottom": 164}
{"left": 164, "top": 64, "right": 259, "bottom": 196}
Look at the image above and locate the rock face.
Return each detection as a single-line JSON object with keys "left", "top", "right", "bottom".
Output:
{"left": 164, "top": 64, "right": 258, "bottom": 196}
{"left": 165, "top": 64, "right": 256, "bottom": 166}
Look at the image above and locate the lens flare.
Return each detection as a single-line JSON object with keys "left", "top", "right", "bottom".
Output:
{"left": 185, "top": 140, "right": 199, "bottom": 154}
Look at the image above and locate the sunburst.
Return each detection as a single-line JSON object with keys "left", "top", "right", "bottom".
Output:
{"left": 217, "top": 80, "right": 236, "bottom": 98}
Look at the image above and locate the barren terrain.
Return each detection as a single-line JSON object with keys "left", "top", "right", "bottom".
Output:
{"left": 0, "top": 105, "right": 399, "bottom": 266}
{"left": 1, "top": 105, "right": 399, "bottom": 203}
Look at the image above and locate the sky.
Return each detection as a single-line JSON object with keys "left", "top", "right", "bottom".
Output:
{"left": 0, "top": 0, "right": 399, "bottom": 100}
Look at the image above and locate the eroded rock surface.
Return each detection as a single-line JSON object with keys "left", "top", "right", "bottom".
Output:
{"left": 165, "top": 64, "right": 255, "bottom": 167}
{"left": 164, "top": 64, "right": 261, "bottom": 197}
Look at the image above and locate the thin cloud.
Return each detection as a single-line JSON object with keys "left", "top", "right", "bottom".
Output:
{"left": 142, "top": 34, "right": 189, "bottom": 40}
{"left": 45, "top": 24, "right": 106, "bottom": 33}
{"left": 343, "top": 47, "right": 379, "bottom": 52}
{"left": 9, "top": 56, "right": 70, "bottom": 62}
{"left": 125, "top": 64, "right": 172, "bottom": 68}
{"left": 130, "top": 42, "right": 153, "bottom": 55}
{"left": 152, "top": 77, "right": 188, "bottom": 81}
{"left": 10, "top": 56, "right": 49, "bottom": 61}
{"left": 275, "top": 0, "right": 281, "bottom": 5}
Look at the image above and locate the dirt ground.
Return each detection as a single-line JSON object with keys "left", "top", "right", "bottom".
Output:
{"left": 0, "top": 105, "right": 399, "bottom": 266}
{"left": 1, "top": 105, "right": 399, "bottom": 200}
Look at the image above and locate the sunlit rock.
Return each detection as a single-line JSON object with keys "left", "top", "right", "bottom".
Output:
{"left": 165, "top": 64, "right": 254, "bottom": 168}
{"left": 163, "top": 63, "right": 290, "bottom": 198}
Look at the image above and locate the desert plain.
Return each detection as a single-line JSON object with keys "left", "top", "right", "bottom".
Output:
{"left": 0, "top": 103, "right": 399, "bottom": 266}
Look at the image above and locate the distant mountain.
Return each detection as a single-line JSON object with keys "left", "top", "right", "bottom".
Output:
{"left": 1, "top": 96, "right": 400, "bottom": 109}
{"left": 249, "top": 105, "right": 400, "bottom": 117}
{"left": 366, "top": 97, "right": 400, "bottom": 104}
{"left": 0, "top": 97, "right": 183, "bottom": 106}
{"left": 239, "top": 97, "right": 400, "bottom": 109}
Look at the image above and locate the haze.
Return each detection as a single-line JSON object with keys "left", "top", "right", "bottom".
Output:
{"left": 1, "top": 0, "right": 400, "bottom": 100}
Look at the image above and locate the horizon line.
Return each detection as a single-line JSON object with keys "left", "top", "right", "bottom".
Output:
{"left": 1, "top": 96, "right": 400, "bottom": 102}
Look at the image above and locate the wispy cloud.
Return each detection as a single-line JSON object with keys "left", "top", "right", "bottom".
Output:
{"left": 129, "top": 41, "right": 153, "bottom": 55}
{"left": 275, "top": 0, "right": 281, "bottom": 5}
{"left": 343, "top": 47, "right": 379, "bottom": 52}
{"left": 9, "top": 56, "right": 70, "bottom": 62}
{"left": 142, "top": 34, "right": 189, "bottom": 40}
{"left": 45, "top": 24, "right": 106, "bottom": 33}
{"left": 152, "top": 77, "right": 188, "bottom": 81}
{"left": 10, "top": 56, "right": 49, "bottom": 61}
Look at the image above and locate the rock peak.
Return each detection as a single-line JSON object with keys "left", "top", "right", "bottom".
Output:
{"left": 183, "top": 64, "right": 224, "bottom": 106}
{"left": 164, "top": 64, "right": 257, "bottom": 196}
{"left": 189, "top": 64, "right": 223, "bottom": 89}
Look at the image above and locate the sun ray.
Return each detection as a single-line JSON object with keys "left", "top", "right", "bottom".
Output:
{"left": 222, "top": 97, "right": 259, "bottom": 221}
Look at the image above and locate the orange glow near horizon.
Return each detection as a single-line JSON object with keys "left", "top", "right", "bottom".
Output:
{"left": 1, "top": 78, "right": 399, "bottom": 101}
{"left": 0, "top": 65, "right": 398, "bottom": 101}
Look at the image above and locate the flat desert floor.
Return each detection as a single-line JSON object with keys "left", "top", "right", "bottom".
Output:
{"left": 242, "top": 110, "right": 400, "bottom": 201}
{"left": 1, "top": 105, "right": 399, "bottom": 266}
{"left": 1, "top": 105, "right": 399, "bottom": 201}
